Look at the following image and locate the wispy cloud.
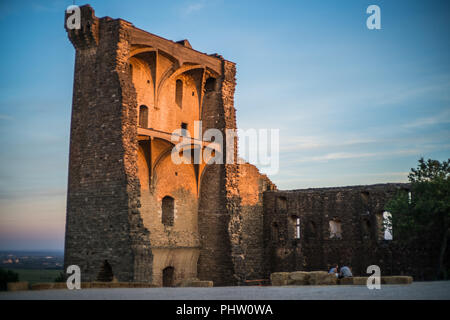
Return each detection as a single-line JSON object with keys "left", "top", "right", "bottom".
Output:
{"left": 375, "top": 81, "right": 450, "bottom": 107}
{"left": 0, "top": 114, "right": 13, "bottom": 121}
{"left": 280, "top": 136, "right": 377, "bottom": 152}
{"left": 185, "top": 1, "right": 205, "bottom": 15}
{"left": 403, "top": 109, "right": 450, "bottom": 129}
{"left": 295, "top": 149, "right": 428, "bottom": 164}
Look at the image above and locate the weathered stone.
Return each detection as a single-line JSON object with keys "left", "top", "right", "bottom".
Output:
{"left": 381, "top": 276, "right": 413, "bottom": 285}
{"left": 270, "top": 272, "right": 290, "bottom": 286}
{"left": 7, "top": 282, "right": 29, "bottom": 291}
{"left": 308, "top": 271, "right": 333, "bottom": 285}
{"left": 64, "top": 5, "right": 269, "bottom": 287}
{"left": 177, "top": 278, "right": 213, "bottom": 287}
{"left": 62, "top": 5, "right": 436, "bottom": 288}
{"left": 352, "top": 277, "right": 368, "bottom": 285}
{"left": 339, "top": 277, "right": 354, "bottom": 285}
{"left": 289, "top": 271, "right": 310, "bottom": 285}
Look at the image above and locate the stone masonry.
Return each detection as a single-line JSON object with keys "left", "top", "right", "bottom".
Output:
{"left": 64, "top": 5, "right": 442, "bottom": 286}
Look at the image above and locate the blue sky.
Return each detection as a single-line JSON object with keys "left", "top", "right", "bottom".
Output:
{"left": 0, "top": 0, "right": 449, "bottom": 250}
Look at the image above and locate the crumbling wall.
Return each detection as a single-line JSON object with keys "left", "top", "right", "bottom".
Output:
{"left": 65, "top": 5, "right": 241, "bottom": 286}
{"left": 262, "top": 184, "right": 421, "bottom": 279}
{"left": 197, "top": 60, "right": 240, "bottom": 286}
{"left": 238, "top": 163, "right": 276, "bottom": 280}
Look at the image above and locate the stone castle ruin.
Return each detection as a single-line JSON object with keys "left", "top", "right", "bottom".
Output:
{"left": 64, "top": 6, "right": 437, "bottom": 286}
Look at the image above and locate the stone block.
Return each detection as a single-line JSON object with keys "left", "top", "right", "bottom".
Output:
{"left": 289, "top": 271, "right": 309, "bottom": 283}
{"left": 318, "top": 274, "right": 338, "bottom": 285}
{"left": 31, "top": 283, "right": 54, "bottom": 290}
{"left": 352, "top": 277, "right": 368, "bottom": 285}
{"left": 177, "top": 278, "right": 213, "bottom": 287}
{"left": 81, "top": 282, "right": 92, "bottom": 288}
{"left": 289, "top": 271, "right": 310, "bottom": 285}
{"left": 7, "top": 282, "right": 29, "bottom": 291}
{"left": 270, "top": 272, "right": 290, "bottom": 286}
{"left": 381, "top": 276, "right": 413, "bottom": 284}
{"left": 338, "top": 277, "right": 354, "bottom": 285}
{"left": 307, "top": 271, "right": 331, "bottom": 285}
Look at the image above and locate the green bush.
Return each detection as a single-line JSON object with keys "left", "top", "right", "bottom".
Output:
{"left": 0, "top": 268, "right": 19, "bottom": 291}
{"left": 54, "top": 271, "right": 67, "bottom": 283}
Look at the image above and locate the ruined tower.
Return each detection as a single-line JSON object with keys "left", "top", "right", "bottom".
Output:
{"left": 63, "top": 5, "right": 258, "bottom": 286}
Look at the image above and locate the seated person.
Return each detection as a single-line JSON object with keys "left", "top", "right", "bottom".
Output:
{"left": 329, "top": 265, "right": 339, "bottom": 277}
{"left": 339, "top": 266, "right": 353, "bottom": 278}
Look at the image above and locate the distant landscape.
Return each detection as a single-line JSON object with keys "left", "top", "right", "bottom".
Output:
{"left": 0, "top": 250, "right": 64, "bottom": 284}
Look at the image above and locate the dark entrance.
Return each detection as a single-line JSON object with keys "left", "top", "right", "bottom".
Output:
{"left": 97, "top": 260, "right": 114, "bottom": 282}
{"left": 162, "top": 266, "right": 175, "bottom": 287}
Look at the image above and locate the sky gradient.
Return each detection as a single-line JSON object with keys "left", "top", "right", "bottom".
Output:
{"left": 0, "top": 0, "right": 449, "bottom": 250}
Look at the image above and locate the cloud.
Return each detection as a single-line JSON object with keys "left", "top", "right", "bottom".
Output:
{"left": 294, "top": 149, "right": 427, "bottom": 164}
{"left": 279, "top": 135, "right": 377, "bottom": 152}
{"left": 185, "top": 1, "right": 205, "bottom": 15}
{"left": 402, "top": 109, "right": 450, "bottom": 129}
{"left": 0, "top": 114, "right": 13, "bottom": 121}
{"left": 375, "top": 81, "right": 450, "bottom": 107}
{"left": 31, "top": 1, "right": 64, "bottom": 13}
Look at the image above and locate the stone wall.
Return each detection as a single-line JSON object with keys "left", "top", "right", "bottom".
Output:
{"left": 197, "top": 60, "right": 241, "bottom": 286}
{"left": 64, "top": 5, "right": 443, "bottom": 286}
{"left": 64, "top": 6, "right": 152, "bottom": 282}
{"left": 262, "top": 184, "right": 427, "bottom": 279}
{"left": 64, "top": 5, "right": 244, "bottom": 286}
{"left": 238, "top": 163, "right": 276, "bottom": 281}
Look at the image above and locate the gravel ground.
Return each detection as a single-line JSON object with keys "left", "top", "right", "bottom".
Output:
{"left": 1, "top": 281, "right": 449, "bottom": 300}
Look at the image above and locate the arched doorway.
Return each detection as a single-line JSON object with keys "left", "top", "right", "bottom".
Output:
{"left": 162, "top": 266, "right": 175, "bottom": 287}
{"left": 97, "top": 260, "right": 114, "bottom": 282}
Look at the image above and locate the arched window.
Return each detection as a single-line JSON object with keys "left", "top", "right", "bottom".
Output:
{"left": 361, "top": 191, "right": 369, "bottom": 206}
{"left": 329, "top": 219, "right": 342, "bottom": 239}
{"left": 277, "top": 196, "right": 287, "bottom": 211}
{"left": 162, "top": 196, "right": 174, "bottom": 226}
{"left": 382, "top": 211, "right": 393, "bottom": 240}
{"left": 271, "top": 222, "right": 279, "bottom": 241}
{"left": 175, "top": 79, "right": 183, "bottom": 108}
{"left": 308, "top": 221, "right": 316, "bottom": 238}
{"left": 205, "top": 77, "right": 216, "bottom": 92}
{"left": 181, "top": 122, "right": 188, "bottom": 136}
{"left": 295, "top": 217, "right": 301, "bottom": 239}
{"left": 97, "top": 260, "right": 114, "bottom": 282}
{"left": 139, "top": 105, "right": 148, "bottom": 128}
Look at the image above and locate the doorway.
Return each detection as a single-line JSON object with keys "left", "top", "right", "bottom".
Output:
{"left": 162, "top": 266, "right": 175, "bottom": 287}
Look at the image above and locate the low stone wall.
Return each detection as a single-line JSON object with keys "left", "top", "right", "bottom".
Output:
{"left": 271, "top": 271, "right": 337, "bottom": 286}
{"left": 30, "top": 282, "right": 158, "bottom": 290}
{"left": 27, "top": 280, "right": 215, "bottom": 290}
{"left": 270, "top": 272, "right": 413, "bottom": 286}
{"left": 7, "top": 282, "right": 29, "bottom": 291}
{"left": 339, "top": 276, "right": 413, "bottom": 285}
{"left": 176, "top": 278, "right": 214, "bottom": 287}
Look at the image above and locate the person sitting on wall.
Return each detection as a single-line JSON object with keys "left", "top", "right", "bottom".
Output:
{"left": 328, "top": 265, "right": 339, "bottom": 277}
{"left": 339, "top": 266, "right": 353, "bottom": 279}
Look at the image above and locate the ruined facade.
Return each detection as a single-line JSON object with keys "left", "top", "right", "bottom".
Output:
{"left": 64, "top": 5, "right": 275, "bottom": 286}
{"left": 264, "top": 184, "right": 407, "bottom": 277}
{"left": 64, "top": 6, "right": 439, "bottom": 286}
